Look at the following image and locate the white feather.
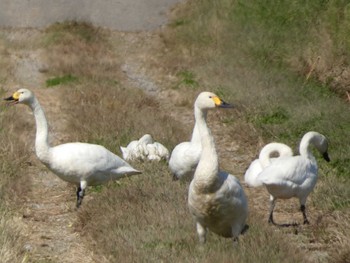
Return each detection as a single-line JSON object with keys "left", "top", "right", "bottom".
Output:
{"left": 244, "top": 142, "right": 293, "bottom": 187}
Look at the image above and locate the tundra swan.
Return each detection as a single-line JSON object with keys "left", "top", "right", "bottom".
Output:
{"left": 5, "top": 88, "right": 141, "bottom": 207}
{"left": 169, "top": 121, "right": 201, "bottom": 180}
{"left": 244, "top": 142, "right": 293, "bottom": 187}
{"left": 120, "top": 134, "right": 154, "bottom": 161}
{"left": 120, "top": 140, "right": 139, "bottom": 161}
{"left": 258, "top": 131, "right": 330, "bottom": 225}
{"left": 146, "top": 142, "right": 169, "bottom": 161}
{"left": 121, "top": 134, "right": 169, "bottom": 161}
{"left": 188, "top": 92, "right": 248, "bottom": 243}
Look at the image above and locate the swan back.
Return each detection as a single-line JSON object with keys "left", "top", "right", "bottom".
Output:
{"left": 153, "top": 142, "right": 170, "bottom": 161}
{"left": 168, "top": 118, "right": 202, "bottom": 180}
{"left": 244, "top": 142, "right": 293, "bottom": 187}
{"left": 120, "top": 140, "right": 139, "bottom": 161}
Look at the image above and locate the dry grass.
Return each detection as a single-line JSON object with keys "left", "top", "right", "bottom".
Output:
{"left": 0, "top": 91, "right": 33, "bottom": 262}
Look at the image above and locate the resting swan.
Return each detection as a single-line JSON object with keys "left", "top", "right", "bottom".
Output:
{"left": 120, "top": 134, "right": 169, "bottom": 161}
{"left": 120, "top": 134, "right": 154, "bottom": 161}
{"left": 146, "top": 142, "right": 170, "bottom": 161}
{"left": 258, "top": 131, "right": 330, "bottom": 225}
{"left": 168, "top": 120, "right": 201, "bottom": 180}
{"left": 5, "top": 88, "right": 141, "bottom": 207}
{"left": 188, "top": 92, "right": 248, "bottom": 243}
{"left": 244, "top": 142, "right": 293, "bottom": 187}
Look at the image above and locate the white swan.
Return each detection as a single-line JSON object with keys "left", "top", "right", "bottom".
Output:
{"left": 244, "top": 142, "right": 293, "bottom": 187}
{"left": 188, "top": 92, "right": 248, "bottom": 243}
{"left": 5, "top": 88, "right": 141, "bottom": 207}
{"left": 120, "top": 134, "right": 154, "bottom": 161}
{"left": 120, "top": 134, "right": 169, "bottom": 162}
{"left": 120, "top": 140, "right": 139, "bottom": 161}
{"left": 146, "top": 142, "right": 170, "bottom": 161}
{"left": 169, "top": 121, "right": 202, "bottom": 180}
{"left": 258, "top": 131, "right": 330, "bottom": 225}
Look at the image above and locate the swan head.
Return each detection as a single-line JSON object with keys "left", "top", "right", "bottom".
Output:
{"left": 194, "top": 91, "right": 233, "bottom": 110}
{"left": 4, "top": 88, "right": 35, "bottom": 106}
{"left": 302, "top": 131, "right": 330, "bottom": 162}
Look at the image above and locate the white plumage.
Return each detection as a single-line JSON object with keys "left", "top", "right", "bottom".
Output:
{"left": 120, "top": 134, "right": 169, "bottom": 162}
{"left": 168, "top": 121, "right": 201, "bottom": 181}
{"left": 5, "top": 88, "right": 141, "bottom": 207}
{"left": 258, "top": 131, "right": 330, "bottom": 225}
{"left": 188, "top": 92, "right": 248, "bottom": 243}
{"left": 244, "top": 142, "right": 293, "bottom": 187}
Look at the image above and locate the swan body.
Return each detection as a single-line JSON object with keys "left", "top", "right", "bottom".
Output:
{"left": 188, "top": 92, "right": 248, "bottom": 243}
{"left": 5, "top": 88, "right": 141, "bottom": 207}
{"left": 146, "top": 142, "right": 170, "bottom": 161}
{"left": 120, "top": 140, "right": 139, "bottom": 161}
{"left": 258, "top": 131, "right": 330, "bottom": 224}
{"left": 169, "top": 123, "right": 202, "bottom": 180}
{"left": 121, "top": 134, "right": 169, "bottom": 162}
{"left": 244, "top": 142, "right": 293, "bottom": 187}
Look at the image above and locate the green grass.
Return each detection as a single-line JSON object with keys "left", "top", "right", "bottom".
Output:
{"left": 46, "top": 74, "right": 78, "bottom": 87}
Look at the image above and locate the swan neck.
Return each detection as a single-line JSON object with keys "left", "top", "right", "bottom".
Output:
{"left": 299, "top": 137, "right": 314, "bottom": 159}
{"left": 31, "top": 98, "right": 51, "bottom": 164}
{"left": 192, "top": 106, "right": 219, "bottom": 192}
{"left": 190, "top": 122, "right": 201, "bottom": 144}
{"left": 259, "top": 152, "right": 271, "bottom": 168}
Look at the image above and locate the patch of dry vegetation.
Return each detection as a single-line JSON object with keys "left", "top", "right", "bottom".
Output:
{"left": 0, "top": 102, "right": 30, "bottom": 262}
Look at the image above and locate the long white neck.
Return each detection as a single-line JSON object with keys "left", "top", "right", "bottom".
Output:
{"left": 190, "top": 121, "right": 202, "bottom": 145}
{"left": 259, "top": 143, "right": 293, "bottom": 168}
{"left": 299, "top": 134, "right": 315, "bottom": 160}
{"left": 29, "top": 97, "right": 51, "bottom": 164}
{"left": 192, "top": 106, "right": 219, "bottom": 193}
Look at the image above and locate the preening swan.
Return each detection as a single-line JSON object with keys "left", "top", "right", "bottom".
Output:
{"left": 244, "top": 142, "right": 293, "bottom": 187}
{"left": 188, "top": 92, "right": 248, "bottom": 243}
{"left": 120, "top": 134, "right": 169, "bottom": 161}
{"left": 120, "top": 134, "right": 154, "bottom": 161}
{"left": 5, "top": 88, "right": 141, "bottom": 207}
{"left": 168, "top": 121, "right": 201, "bottom": 180}
{"left": 258, "top": 131, "right": 330, "bottom": 225}
{"left": 146, "top": 142, "right": 170, "bottom": 161}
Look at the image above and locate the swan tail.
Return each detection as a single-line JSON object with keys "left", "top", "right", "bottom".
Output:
{"left": 113, "top": 166, "right": 142, "bottom": 176}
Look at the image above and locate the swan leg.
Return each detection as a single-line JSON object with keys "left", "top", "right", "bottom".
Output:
{"left": 300, "top": 204, "right": 309, "bottom": 224}
{"left": 268, "top": 196, "right": 277, "bottom": 224}
{"left": 231, "top": 226, "right": 241, "bottom": 245}
{"left": 76, "top": 181, "right": 87, "bottom": 208}
{"left": 76, "top": 186, "right": 85, "bottom": 208}
{"left": 196, "top": 222, "right": 207, "bottom": 244}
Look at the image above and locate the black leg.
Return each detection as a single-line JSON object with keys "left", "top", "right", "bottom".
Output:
{"left": 76, "top": 186, "right": 85, "bottom": 208}
{"left": 301, "top": 204, "right": 309, "bottom": 224}
{"left": 268, "top": 197, "right": 277, "bottom": 225}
